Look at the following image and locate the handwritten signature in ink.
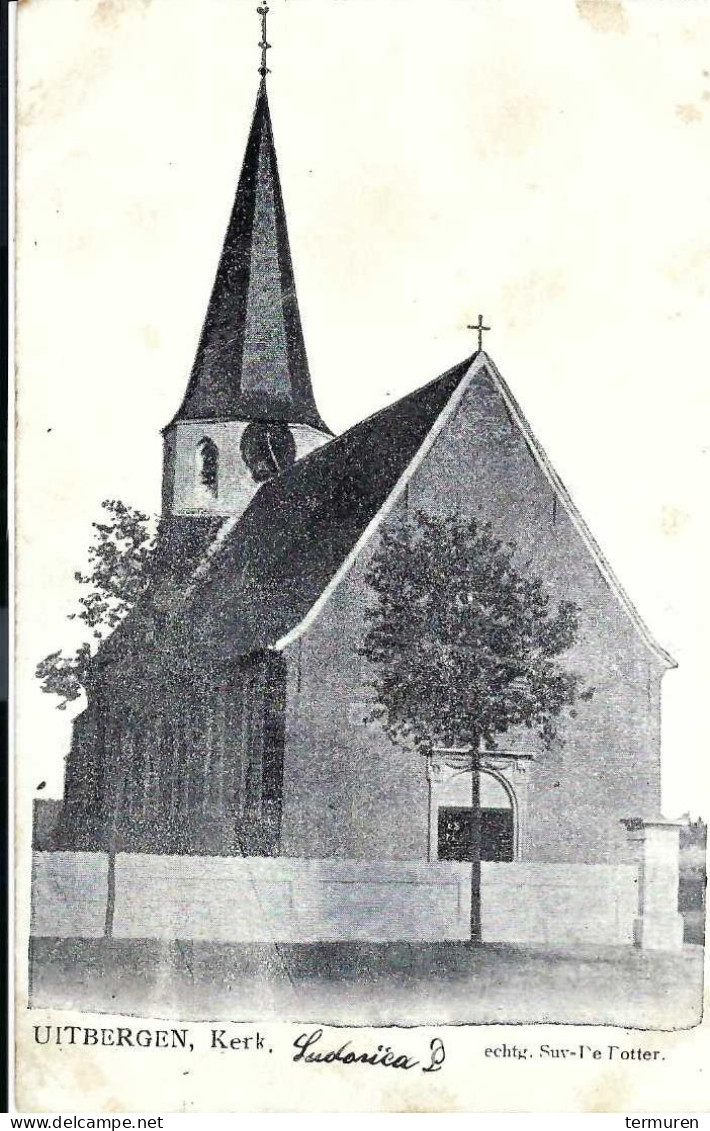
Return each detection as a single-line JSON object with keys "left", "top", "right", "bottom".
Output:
{"left": 293, "top": 1028, "right": 445, "bottom": 1073}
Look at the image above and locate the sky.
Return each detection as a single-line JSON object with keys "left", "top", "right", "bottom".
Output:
{"left": 14, "top": 0, "right": 710, "bottom": 817}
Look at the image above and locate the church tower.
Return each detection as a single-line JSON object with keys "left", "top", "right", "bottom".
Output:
{"left": 162, "top": 61, "right": 331, "bottom": 518}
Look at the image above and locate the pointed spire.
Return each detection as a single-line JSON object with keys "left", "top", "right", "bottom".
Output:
{"left": 172, "top": 80, "right": 328, "bottom": 432}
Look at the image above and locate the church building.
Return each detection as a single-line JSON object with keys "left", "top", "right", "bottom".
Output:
{"left": 50, "top": 62, "right": 674, "bottom": 871}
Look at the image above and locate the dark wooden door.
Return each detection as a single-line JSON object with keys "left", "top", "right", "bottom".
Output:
{"left": 438, "top": 806, "right": 514, "bottom": 862}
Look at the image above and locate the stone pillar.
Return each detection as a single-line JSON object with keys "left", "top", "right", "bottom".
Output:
{"left": 622, "top": 819, "right": 685, "bottom": 952}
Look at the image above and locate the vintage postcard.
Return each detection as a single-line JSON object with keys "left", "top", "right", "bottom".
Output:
{"left": 12, "top": 0, "right": 710, "bottom": 1114}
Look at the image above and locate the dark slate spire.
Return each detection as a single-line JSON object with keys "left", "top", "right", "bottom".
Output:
{"left": 171, "top": 81, "right": 328, "bottom": 432}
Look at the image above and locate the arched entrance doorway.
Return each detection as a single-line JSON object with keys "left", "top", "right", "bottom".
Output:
{"left": 437, "top": 771, "right": 515, "bottom": 862}
{"left": 430, "top": 767, "right": 516, "bottom": 863}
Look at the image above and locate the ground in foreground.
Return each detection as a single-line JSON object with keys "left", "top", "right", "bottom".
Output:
{"left": 28, "top": 939, "right": 704, "bottom": 1030}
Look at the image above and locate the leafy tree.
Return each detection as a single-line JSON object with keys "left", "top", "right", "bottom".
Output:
{"left": 360, "top": 510, "right": 593, "bottom": 940}
{"left": 36, "top": 500, "right": 157, "bottom": 709}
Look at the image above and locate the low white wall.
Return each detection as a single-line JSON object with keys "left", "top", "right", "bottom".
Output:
{"left": 30, "top": 853, "right": 638, "bottom": 946}
{"left": 481, "top": 862, "right": 638, "bottom": 946}
{"left": 112, "top": 855, "right": 470, "bottom": 942}
{"left": 31, "top": 852, "right": 108, "bottom": 938}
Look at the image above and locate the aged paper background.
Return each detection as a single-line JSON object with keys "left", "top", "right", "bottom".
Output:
{"left": 14, "top": 0, "right": 710, "bottom": 1112}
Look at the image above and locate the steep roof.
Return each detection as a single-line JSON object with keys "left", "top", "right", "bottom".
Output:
{"left": 169, "top": 81, "right": 328, "bottom": 432}
{"left": 182, "top": 351, "right": 675, "bottom": 669}
{"left": 100, "top": 352, "right": 673, "bottom": 674}
{"left": 183, "top": 356, "right": 473, "bottom": 655}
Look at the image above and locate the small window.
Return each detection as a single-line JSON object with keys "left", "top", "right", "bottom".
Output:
{"left": 197, "top": 437, "right": 218, "bottom": 496}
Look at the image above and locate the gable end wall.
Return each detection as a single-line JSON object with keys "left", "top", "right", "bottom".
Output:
{"left": 279, "top": 368, "right": 665, "bottom": 864}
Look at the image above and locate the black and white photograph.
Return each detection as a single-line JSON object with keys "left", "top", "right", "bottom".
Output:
{"left": 13, "top": 0, "right": 709, "bottom": 1113}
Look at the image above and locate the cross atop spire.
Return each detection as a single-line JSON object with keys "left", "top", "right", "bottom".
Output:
{"left": 257, "top": 5, "right": 271, "bottom": 78}
{"left": 467, "top": 313, "right": 491, "bottom": 352}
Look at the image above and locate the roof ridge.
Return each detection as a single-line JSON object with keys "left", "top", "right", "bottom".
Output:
{"left": 272, "top": 353, "right": 486, "bottom": 648}
{"left": 272, "top": 351, "right": 675, "bottom": 669}
{"left": 179, "top": 352, "right": 476, "bottom": 594}
{"left": 259, "top": 351, "right": 477, "bottom": 491}
{"left": 174, "top": 349, "right": 673, "bottom": 672}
